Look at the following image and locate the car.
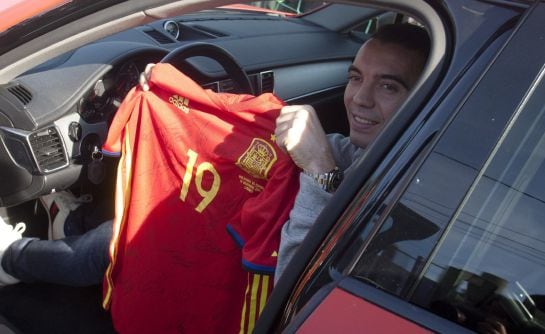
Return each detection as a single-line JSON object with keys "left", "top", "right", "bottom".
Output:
{"left": 0, "top": 0, "right": 543, "bottom": 333}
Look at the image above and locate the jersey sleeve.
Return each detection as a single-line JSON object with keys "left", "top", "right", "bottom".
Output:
{"left": 227, "top": 154, "right": 300, "bottom": 274}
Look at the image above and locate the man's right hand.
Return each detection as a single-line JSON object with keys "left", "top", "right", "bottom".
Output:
{"left": 275, "top": 105, "right": 336, "bottom": 173}
{"left": 138, "top": 63, "right": 155, "bottom": 91}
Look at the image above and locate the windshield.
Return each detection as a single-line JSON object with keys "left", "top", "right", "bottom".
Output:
{"left": 249, "top": 0, "right": 327, "bottom": 15}
{"left": 0, "top": 0, "right": 327, "bottom": 57}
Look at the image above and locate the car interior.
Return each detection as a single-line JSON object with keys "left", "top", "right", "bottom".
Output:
{"left": 0, "top": 1, "right": 412, "bottom": 332}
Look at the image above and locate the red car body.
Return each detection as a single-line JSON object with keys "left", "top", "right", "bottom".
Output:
{"left": 0, "top": 0, "right": 70, "bottom": 32}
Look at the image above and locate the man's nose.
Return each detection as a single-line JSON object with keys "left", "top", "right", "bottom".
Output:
{"left": 352, "top": 82, "right": 374, "bottom": 108}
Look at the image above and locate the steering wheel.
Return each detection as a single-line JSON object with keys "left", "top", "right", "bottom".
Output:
{"left": 160, "top": 42, "right": 254, "bottom": 95}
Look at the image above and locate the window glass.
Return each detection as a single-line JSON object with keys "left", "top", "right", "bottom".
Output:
{"left": 249, "top": 0, "right": 326, "bottom": 15}
{"left": 411, "top": 79, "right": 545, "bottom": 333}
{"left": 348, "top": 12, "right": 397, "bottom": 37}
{"left": 348, "top": 13, "right": 420, "bottom": 39}
{"left": 349, "top": 74, "right": 545, "bottom": 333}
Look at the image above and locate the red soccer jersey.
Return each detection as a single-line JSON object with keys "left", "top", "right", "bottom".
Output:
{"left": 101, "top": 64, "right": 299, "bottom": 334}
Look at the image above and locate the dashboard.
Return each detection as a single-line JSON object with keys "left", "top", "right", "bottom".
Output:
{"left": 0, "top": 8, "right": 360, "bottom": 207}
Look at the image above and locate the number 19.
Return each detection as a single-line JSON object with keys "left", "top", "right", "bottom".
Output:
{"left": 179, "top": 149, "right": 221, "bottom": 213}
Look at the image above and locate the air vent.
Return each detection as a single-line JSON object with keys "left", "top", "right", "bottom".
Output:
{"left": 219, "top": 80, "right": 237, "bottom": 93}
{"left": 8, "top": 85, "right": 33, "bottom": 105}
{"left": 202, "top": 82, "right": 219, "bottom": 92}
{"left": 29, "top": 127, "right": 68, "bottom": 173}
{"left": 144, "top": 30, "right": 175, "bottom": 44}
{"left": 260, "top": 71, "right": 274, "bottom": 93}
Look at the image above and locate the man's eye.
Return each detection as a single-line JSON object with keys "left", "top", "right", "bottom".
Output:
{"left": 348, "top": 75, "right": 361, "bottom": 82}
{"left": 380, "top": 83, "right": 399, "bottom": 93}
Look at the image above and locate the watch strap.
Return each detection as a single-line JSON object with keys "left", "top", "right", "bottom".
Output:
{"left": 303, "top": 167, "right": 343, "bottom": 193}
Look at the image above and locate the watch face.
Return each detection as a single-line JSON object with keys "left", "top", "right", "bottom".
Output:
{"left": 331, "top": 172, "right": 343, "bottom": 189}
{"left": 326, "top": 168, "right": 343, "bottom": 193}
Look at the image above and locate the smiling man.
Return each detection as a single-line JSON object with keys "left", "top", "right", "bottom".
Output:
{"left": 274, "top": 23, "right": 430, "bottom": 281}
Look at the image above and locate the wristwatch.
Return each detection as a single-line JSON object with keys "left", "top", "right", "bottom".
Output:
{"left": 304, "top": 167, "right": 344, "bottom": 193}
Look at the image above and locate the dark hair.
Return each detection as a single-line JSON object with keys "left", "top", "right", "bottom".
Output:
{"left": 372, "top": 23, "right": 431, "bottom": 62}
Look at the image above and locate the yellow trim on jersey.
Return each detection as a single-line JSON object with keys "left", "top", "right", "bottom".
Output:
{"left": 259, "top": 275, "right": 270, "bottom": 313}
{"left": 239, "top": 273, "right": 272, "bottom": 334}
{"left": 239, "top": 274, "right": 250, "bottom": 334}
{"left": 103, "top": 126, "right": 134, "bottom": 309}
{"left": 247, "top": 274, "right": 260, "bottom": 331}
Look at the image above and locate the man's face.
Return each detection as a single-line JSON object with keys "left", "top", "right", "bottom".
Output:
{"left": 344, "top": 38, "right": 425, "bottom": 148}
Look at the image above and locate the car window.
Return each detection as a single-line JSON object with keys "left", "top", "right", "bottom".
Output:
{"left": 250, "top": 0, "right": 327, "bottom": 15}
{"left": 347, "top": 12, "right": 420, "bottom": 40}
{"left": 347, "top": 69, "right": 545, "bottom": 333}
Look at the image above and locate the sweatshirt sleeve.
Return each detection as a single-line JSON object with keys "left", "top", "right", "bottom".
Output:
{"left": 274, "top": 172, "right": 332, "bottom": 283}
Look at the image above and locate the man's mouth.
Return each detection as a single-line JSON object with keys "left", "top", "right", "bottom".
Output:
{"left": 353, "top": 115, "right": 379, "bottom": 126}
